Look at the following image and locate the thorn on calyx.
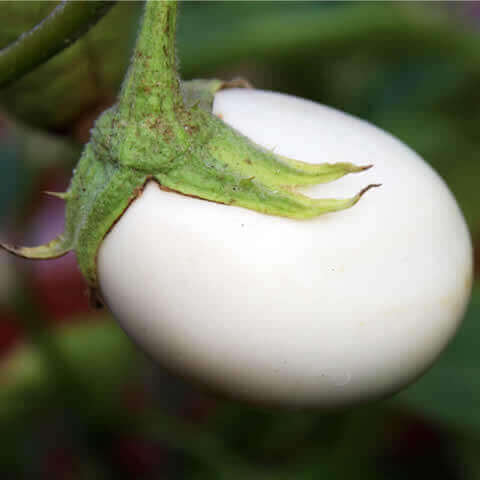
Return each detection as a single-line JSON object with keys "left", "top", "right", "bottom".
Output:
{"left": 359, "top": 184, "right": 382, "bottom": 197}
{"left": 44, "top": 191, "right": 69, "bottom": 200}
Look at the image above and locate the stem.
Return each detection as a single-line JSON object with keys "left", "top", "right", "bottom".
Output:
{"left": 0, "top": 1, "right": 116, "bottom": 88}
{"left": 117, "top": 0, "right": 182, "bottom": 121}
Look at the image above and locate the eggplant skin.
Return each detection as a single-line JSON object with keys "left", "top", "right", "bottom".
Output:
{"left": 97, "top": 89, "right": 473, "bottom": 407}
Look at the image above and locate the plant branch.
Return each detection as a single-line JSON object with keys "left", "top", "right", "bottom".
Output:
{"left": 117, "top": 0, "right": 182, "bottom": 121}
{"left": 0, "top": 0, "right": 117, "bottom": 88}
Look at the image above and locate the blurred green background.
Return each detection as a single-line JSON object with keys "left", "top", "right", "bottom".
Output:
{"left": 0, "top": 1, "right": 479, "bottom": 479}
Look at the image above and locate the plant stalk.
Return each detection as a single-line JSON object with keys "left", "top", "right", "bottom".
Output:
{"left": 116, "top": 0, "right": 182, "bottom": 121}
{"left": 0, "top": 0, "right": 116, "bottom": 88}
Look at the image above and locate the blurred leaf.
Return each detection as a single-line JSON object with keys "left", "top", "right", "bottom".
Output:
{"left": 0, "top": 2, "right": 57, "bottom": 47}
{"left": 16, "top": 120, "right": 80, "bottom": 170}
{"left": 395, "top": 285, "right": 480, "bottom": 432}
{"left": 177, "top": 2, "right": 480, "bottom": 78}
{"left": 0, "top": 133, "right": 26, "bottom": 225}
{"left": 138, "top": 403, "right": 391, "bottom": 480}
{"left": 0, "top": 1, "right": 116, "bottom": 89}
{"left": 454, "top": 433, "right": 480, "bottom": 480}
{"left": 0, "top": 316, "right": 138, "bottom": 424}
{"left": 0, "top": 119, "right": 79, "bottom": 229}
{"left": 0, "top": 1, "right": 142, "bottom": 132}
{"left": 453, "top": 431, "right": 480, "bottom": 480}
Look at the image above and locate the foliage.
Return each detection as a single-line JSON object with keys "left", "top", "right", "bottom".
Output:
{"left": 0, "top": 1, "right": 142, "bottom": 131}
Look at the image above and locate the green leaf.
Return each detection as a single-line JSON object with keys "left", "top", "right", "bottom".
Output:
{"left": 0, "top": 1, "right": 117, "bottom": 88}
{"left": 0, "top": 317, "right": 138, "bottom": 424}
{"left": 0, "top": 1, "right": 142, "bottom": 132}
{"left": 177, "top": 2, "right": 480, "bottom": 78}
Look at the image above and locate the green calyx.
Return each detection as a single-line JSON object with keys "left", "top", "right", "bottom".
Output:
{"left": 1, "top": 0, "right": 378, "bottom": 288}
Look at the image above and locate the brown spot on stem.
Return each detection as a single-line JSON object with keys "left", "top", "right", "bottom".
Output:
{"left": 164, "top": 9, "right": 170, "bottom": 35}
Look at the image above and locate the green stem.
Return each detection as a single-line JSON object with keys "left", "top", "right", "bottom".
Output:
{"left": 117, "top": 0, "right": 182, "bottom": 121}
{"left": 0, "top": 0, "right": 116, "bottom": 88}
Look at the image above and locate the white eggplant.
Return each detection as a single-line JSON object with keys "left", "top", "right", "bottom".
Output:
{"left": 97, "top": 89, "right": 473, "bottom": 407}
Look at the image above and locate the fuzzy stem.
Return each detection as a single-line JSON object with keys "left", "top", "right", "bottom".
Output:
{"left": 117, "top": 0, "right": 182, "bottom": 121}
{"left": 0, "top": 1, "right": 116, "bottom": 88}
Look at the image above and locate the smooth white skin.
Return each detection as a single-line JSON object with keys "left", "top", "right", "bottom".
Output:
{"left": 98, "top": 89, "right": 473, "bottom": 407}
